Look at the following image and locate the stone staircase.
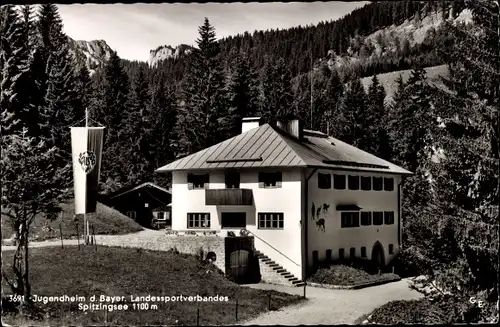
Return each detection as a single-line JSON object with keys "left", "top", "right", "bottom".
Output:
{"left": 255, "top": 250, "right": 305, "bottom": 287}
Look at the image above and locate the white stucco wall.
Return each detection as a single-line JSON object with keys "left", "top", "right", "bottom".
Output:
{"left": 171, "top": 169, "right": 303, "bottom": 279}
{"left": 306, "top": 168, "right": 401, "bottom": 267}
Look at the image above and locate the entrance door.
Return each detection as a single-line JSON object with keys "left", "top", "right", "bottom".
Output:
{"left": 371, "top": 242, "right": 385, "bottom": 269}
{"left": 230, "top": 250, "right": 250, "bottom": 283}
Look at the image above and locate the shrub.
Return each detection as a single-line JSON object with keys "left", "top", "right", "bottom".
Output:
{"left": 308, "top": 264, "right": 399, "bottom": 286}
{"left": 196, "top": 247, "right": 205, "bottom": 262}
{"left": 167, "top": 246, "right": 179, "bottom": 255}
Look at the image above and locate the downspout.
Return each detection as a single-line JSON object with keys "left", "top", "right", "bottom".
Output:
{"left": 304, "top": 168, "right": 318, "bottom": 279}
{"left": 398, "top": 179, "right": 402, "bottom": 249}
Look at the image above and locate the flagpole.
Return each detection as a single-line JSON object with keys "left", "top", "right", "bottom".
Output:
{"left": 84, "top": 108, "right": 88, "bottom": 245}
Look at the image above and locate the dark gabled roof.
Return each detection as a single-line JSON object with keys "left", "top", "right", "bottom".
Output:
{"left": 109, "top": 182, "right": 171, "bottom": 200}
{"left": 156, "top": 124, "right": 412, "bottom": 175}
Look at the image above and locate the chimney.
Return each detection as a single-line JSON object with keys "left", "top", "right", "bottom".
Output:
{"left": 241, "top": 117, "right": 261, "bottom": 134}
{"left": 276, "top": 119, "right": 303, "bottom": 140}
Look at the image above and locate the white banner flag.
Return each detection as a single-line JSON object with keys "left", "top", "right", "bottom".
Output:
{"left": 71, "top": 127, "right": 105, "bottom": 214}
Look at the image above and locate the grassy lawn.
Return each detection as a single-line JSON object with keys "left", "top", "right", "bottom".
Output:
{"left": 1, "top": 201, "right": 143, "bottom": 243}
{"left": 1, "top": 246, "right": 303, "bottom": 326}
{"left": 358, "top": 295, "right": 495, "bottom": 324}
{"left": 307, "top": 264, "right": 400, "bottom": 286}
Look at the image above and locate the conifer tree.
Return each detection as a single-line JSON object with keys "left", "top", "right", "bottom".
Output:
{"left": 149, "top": 74, "right": 178, "bottom": 183}
{"left": 97, "top": 50, "right": 131, "bottom": 193}
{"left": 390, "top": 67, "right": 436, "bottom": 172}
{"left": 259, "top": 56, "right": 294, "bottom": 124}
{"left": 324, "top": 69, "right": 345, "bottom": 136}
{"left": 177, "top": 18, "right": 227, "bottom": 154}
{"left": 224, "top": 51, "right": 259, "bottom": 137}
{"left": 339, "top": 77, "right": 369, "bottom": 147}
{"left": 72, "top": 65, "right": 91, "bottom": 124}
{"left": 1, "top": 5, "right": 27, "bottom": 136}
{"left": 36, "top": 4, "right": 77, "bottom": 155}
{"left": 367, "top": 74, "right": 391, "bottom": 159}
{"left": 406, "top": 1, "right": 499, "bottom": 321}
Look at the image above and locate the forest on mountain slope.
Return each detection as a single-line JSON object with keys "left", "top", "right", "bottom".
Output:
{"left": 1, "top": 1, "right": 498, "bottom": 323}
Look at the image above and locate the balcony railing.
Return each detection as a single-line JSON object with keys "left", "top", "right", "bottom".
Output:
{"left": 205, "top": 188, "right": 253, "bottom": 206}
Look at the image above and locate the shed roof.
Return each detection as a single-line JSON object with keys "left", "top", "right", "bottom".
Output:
{"left": 156, "top": 124, "right": 411, "bottom": 175}
{"left": 109, "top": 182, "right": 171, "bottom": 200}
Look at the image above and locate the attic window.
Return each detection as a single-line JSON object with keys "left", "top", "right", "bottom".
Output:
{"left": 187, "top": 173, "right": 209, "bottom": 190}
{"left": 258, "top": 172, "right": 282, "bottom": 188}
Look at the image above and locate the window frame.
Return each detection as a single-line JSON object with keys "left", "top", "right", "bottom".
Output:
{"left": 258, "top": 212, "right": 284, "bottom": 229}
{"left": 373, "top": 177, "right": 383, "bottom": 191}
{"left": 317, "top": 172, "right": 332, "bottom": 189}
{"left": 373, "top": 211, "right": 384, "bottom": 225}
{"left": 360, "top": 211, "right": 372, "bottom": 226}
{"left": 333, "top": 174, "right": 346, "bottom": 190}
{"left": 340, "top": 212, "right": 360, "bottom": 228}
{"left": 384, "top": 211, "right": 395, "bottom": 225}
{"left": 349, "top": 247, "right": 356, "bottom": 259}
{"left": 187, "top": 173, "right": 210, "bottom": 190}
{"left": 221, "top": 212, "right": 246, "bottom": 229}
{"left": 126, "top": 211, "right": 136, "bottom": 220}
{"left": 384, "top": 177, "right": 395, "bottom": 191}
{"left": 258, "top": 172, "right": 282, "bottom": 189}
{"left": 389, "top": 244, "right": 394, "bottom": 254}
{"left": 361, "top": 246, "right": 367, "bottom": 258}
{"left": 225, "top": 171, "right": 240, "bottom": 189}
{"left": 339, "top": 248, "right": 345, "bottom": 260}
{"left": 360, "top": 176, "right": 371, "bottom": 191}
{"left": 348, "top": 175, "right": 360, "bottom": 190}
{"left": 187, "top": 213, "right": 211, "bottom": 229}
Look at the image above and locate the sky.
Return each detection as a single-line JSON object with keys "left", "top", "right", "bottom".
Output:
{"left": 57, "top": 2, "right": 369, "bottom": 62}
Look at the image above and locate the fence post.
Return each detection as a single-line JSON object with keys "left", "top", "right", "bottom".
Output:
{"left": 92, "top": 224, "right": 97, "bottom": 251}
{"left": 196, "top": 308, "right": 200, "bottom": 326}
{"left": 59, "top": 223, "right": 64, "bottom": 249}
{"left": 303, "top": 282, "right": 307, "bottom": 299}
{"left": 76, "top": 223, "right": 80, "bottom": 251}
{"left": 268, "top": 292, "right": 271, "bottom": 311}
{"left": 235, "top": 298, "right": 238, "bottom": 321}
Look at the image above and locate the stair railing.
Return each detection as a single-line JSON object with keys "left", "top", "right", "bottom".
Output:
{"left": 241, "top": 229, "right": 300, "bottom": 267}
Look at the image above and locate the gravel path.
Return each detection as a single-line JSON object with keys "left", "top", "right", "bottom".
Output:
{"left": 239, "top": 279, "right": 423, "bottom": 325}
{"left": 1, "top": 229, "right": 165, "bottom": 251}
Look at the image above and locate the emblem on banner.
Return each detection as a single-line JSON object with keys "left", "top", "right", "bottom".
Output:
{"left": 78, "top": 151, "right": 96, "bottom": 174}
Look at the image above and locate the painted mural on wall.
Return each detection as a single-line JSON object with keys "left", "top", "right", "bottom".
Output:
{"left": 310, "top": 201, "right": 331, "bottom": 233}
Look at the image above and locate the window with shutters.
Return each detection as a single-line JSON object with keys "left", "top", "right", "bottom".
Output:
{"left": 187, "top": 173, "right": 209, "bottom": 189}
{"left": 258, "top": 172, "right": 282, "bottom": 188}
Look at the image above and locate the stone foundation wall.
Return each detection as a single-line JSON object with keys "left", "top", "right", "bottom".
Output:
{"left": 98, "top": 233, "right": 226, "bottom": 272}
